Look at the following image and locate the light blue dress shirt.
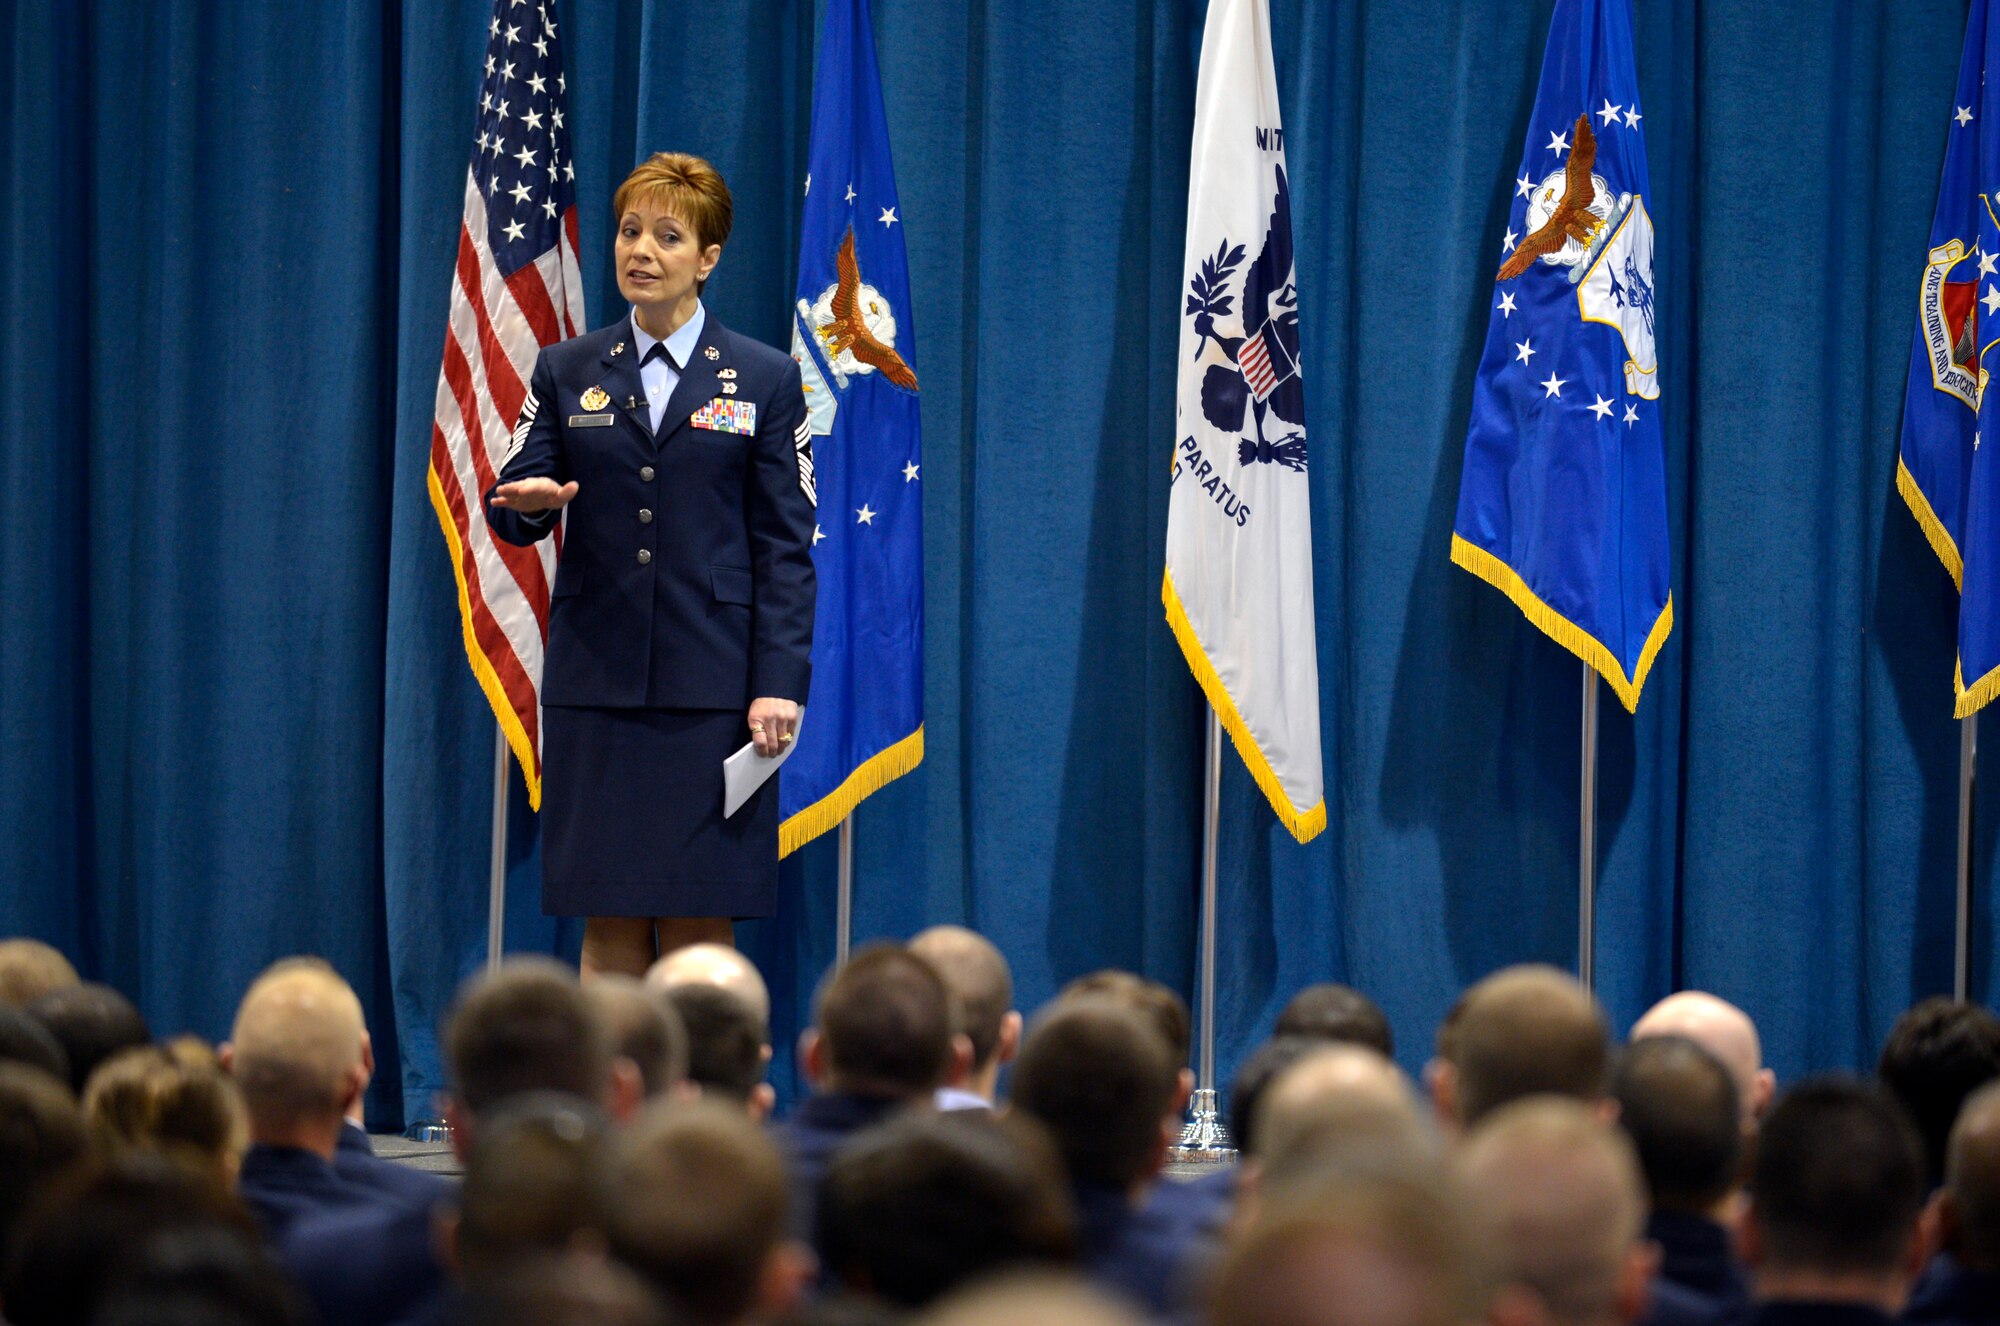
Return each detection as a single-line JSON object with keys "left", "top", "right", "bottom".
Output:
{"left": 629, "top": 301, "right": 706, "bottom": 433}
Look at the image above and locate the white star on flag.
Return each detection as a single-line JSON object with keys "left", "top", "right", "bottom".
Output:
{"left": 813, "top": 524, "right": 826, "bottom": 545}
{"left": 1980, "top": 249, "right": 1997, "bottom": 278}
{"left": 1516, "top": 173, "right": 1535, "bottom": 198}
{"left": 1548, "top": 129, "right": 1570, "bottom": 156}
{"left": 1597, "top": 99, "right": 1622, "bottom": 126}
{"left": 903, "top": 462, "right": 920, "bottom": 482}
{"left": 1983, "top": 284, "right": 2000, "bottom": 318}
{"left": 1541, "top": 371, "right": 1566, "bottom": 397}
{"left": 1589, "top": 395, "right": 1615, "bottom": 420}
{"left": 1503, "top": 227, "right": 1518, "bottom": 253}
{"left": 878, "top": 207, "right": 898, "bottom": 227}
{"left": 1622, "top": 106, "right": 1642, "bottom": 130}
{"left": 856, "top": 505, "right": 877, "bottom": 525}
{"left": 503, "top": 218, "right": 526, "bottom": 242}
{"left": 1515, "top": 338, "right": 1536, "bottom": 365}
{"left": 1497, "top": 292, "right": 1517, "bottom": 318}
{"left": 845, "top": 183, "right": 857, "bottom": 203}
{"left": 1958, "top": 105, "right": 1976, "bottom": 127}
{"left": 1624, "top": 404, "right": 1640, "bottom": 426}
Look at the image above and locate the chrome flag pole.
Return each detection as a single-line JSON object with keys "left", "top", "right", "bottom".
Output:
{"left": 1579, "top": 663, "right": 1599, "bottom": 992}
{"left": 1174, "top": 710, "right": 1234, "bottom": 1162}
{"left": 836, "top": 816, "right": 854, "bottom": 966}
{"left": 486, "top": 724, "right": 509, "bottom": 974}
{"left": 1958, "top": 715, "right": 1977, "bottom": 1001}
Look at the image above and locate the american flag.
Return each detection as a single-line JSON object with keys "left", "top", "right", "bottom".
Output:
{"left": 426, "top": 0, "right": 585, "bottom": 810}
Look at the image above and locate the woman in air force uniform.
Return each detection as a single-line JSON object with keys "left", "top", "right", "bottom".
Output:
{"left": 486, "top": 152, "right": 817, "bottom": 978}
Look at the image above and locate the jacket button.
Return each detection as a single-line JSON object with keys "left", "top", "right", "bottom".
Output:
{"left": 639, "top": 465, "right": 655, "bottom": 481}
{"left": 637, "top": 549, "right": 652, "bottom": 565}
{"left": 639, "top": 509, "right": 654, "bottom": 523}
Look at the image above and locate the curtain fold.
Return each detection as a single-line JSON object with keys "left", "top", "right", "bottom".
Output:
{"left": 0, "top": 0, "right": 1989, "bottom": 1124}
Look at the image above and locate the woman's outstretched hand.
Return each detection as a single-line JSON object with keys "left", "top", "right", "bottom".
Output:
{"left": 490, "top": 478, "right": 579, "bottom": 512}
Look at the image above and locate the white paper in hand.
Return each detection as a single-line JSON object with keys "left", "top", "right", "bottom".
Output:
{"left": 723, "top": 712, "right": 803, "bottom": 819}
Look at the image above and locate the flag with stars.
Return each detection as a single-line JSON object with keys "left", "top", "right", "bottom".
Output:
{"left": 1898, "top": 0, "right": 2000, "bottom": 716}
{"left": 425, "top": 0, "right": 584, "bottom": 809}
{"left": 779, "top": 0, "right": 924, "bottom": 855}
{"left": 1451, "top": 0, "right": 1672, "bottom": 713}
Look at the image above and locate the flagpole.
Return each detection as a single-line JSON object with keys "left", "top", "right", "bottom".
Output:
{"left": 1579, "top": 662, "right": 1599, "bottom": 992}
{"left": 486, "top": 724, "right": 509, "bottom": 973}
{"left": 1957, "top": 715, "right": 1977, "bottom": 1001}
{"left": 836, "top": 815, "right": 854, "bottom": 966}
{"left": 1175, "top": 709, "right": 1233, "bottom": 1162}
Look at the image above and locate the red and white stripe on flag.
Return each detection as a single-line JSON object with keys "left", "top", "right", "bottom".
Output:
{"left": 425, "top": 0, "right": 587, "bottom": 811}
{"left": 1237, "top": 327, "right": 1278, "bottom": 400}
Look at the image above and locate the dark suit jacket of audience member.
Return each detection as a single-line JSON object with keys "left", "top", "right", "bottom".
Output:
{"left": 1741, "top": 1303, "right": 1894, "bottom": 1326}
{"left": 1640, "top": 1277, "right": 1743, "bottom": 1326}
{"left": 237, "top": 1144, "right": 397, "bottom": 1244}
{"left": 775, "top": 1092, "right": 906, "bottom": 1242}
{"left": 336, "top": 1120, "right": 455, "bottom": 1211}
{"left": 1146, "top": 1169, "right": 1235, "bottom": 1244}
{"left": 1903, "top": 1253, "right": 2000, "bottom": 1326}
{"left": 280, "top": 1199, "right": 448, "bottom": 1326}
{"left": 1072, "top": 1181, "right": 1204, "bottom": 1321}
{"left": 1648, "top": 1210, "right": 1751, "bottom": 1319}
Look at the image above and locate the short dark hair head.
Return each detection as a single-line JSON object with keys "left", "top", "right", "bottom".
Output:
{"left": 1613, "top": 1035, "right": 1742, "bottom": 1213}
{"left": 1229, "top": 1036, "right": 1321, "bottom": 1157}
{"left": 0, "top": 1007, "right": 70, "bottom": 1084}
{"left": 818, "top": 1110, "right": 1076, "bottom": 1306}
{"left": 458, "top": 1093, "right": 611, "bottom": 1278}
{"left": 1274, "top": 985, "right": 1394, "bottom": 1058}
{"left": 909, "top": 927, "right": 1015, "bottom": 1070}
{"left": 1946, "top": 1080, "right": 2000, "bottom": 1271}
{"left": 28, "top": 982, "right": 150, "bottom": 1096}
{"left": 1060, "top": 971, "right": 1190, "bottom": 1065}
{"left": 446, "top": 959, "right": 612, "bottom": 1116}
{"left": 1750, "top": 1077, "right": 1925, "bottom": 1276}
{"left": 1453, "top": 966, "right": 1608, "bottom": 1126}
{"left": 665, "top": 984, "right": 765, "bottom": 1102}
{"left": 1012, "top": 998, "right": 1177, "bottom": 1189}
{"left": 815, "top": 945, "right": 954, "bottom": 1098}
{"left": 587, "top": 977, "right": 688, "bottom": 1100}
{"left": 1, "top": 1149, "right": 257, "bottom": 1326}
{"left": 0, "top": 1062, "right": 86, "bottom": 1273}
{"left": 1877, "top": 997, "right": 2000, "bottom": 1187}
{"left": 594, "top": 1101, "right": 788, "bottom": 1326}
{"left": 88, "top": 1224, "right": 309, "bottom": 1326}
{"left": 0, "top": 940, "right": 79, "bottom": 1009}
{"left": 445, "top": 1251, "right": 673, "bottom": 1326}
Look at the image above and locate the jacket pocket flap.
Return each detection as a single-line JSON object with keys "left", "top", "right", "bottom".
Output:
{"left": 552, "top": 566, "right": 584, "bottom": 599}
{"left": 710, "top": 566, "right": 753, "bottom": 605}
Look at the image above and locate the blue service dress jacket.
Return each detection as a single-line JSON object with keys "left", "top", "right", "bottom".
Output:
{"left": 484, "top": 310, "right": 817, "bottom": 710}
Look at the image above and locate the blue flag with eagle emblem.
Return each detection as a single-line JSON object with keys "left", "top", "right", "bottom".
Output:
{"left": 1898, "top": 0, "right": 2000, "bottom": 717}
{"left": 1451, "top": 0, "right": 1672, "bottom": 713}
{"left": 779, "top": 0, "right": 924, "bottom": 855}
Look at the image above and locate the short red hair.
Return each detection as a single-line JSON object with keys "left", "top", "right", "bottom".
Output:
{"left": 612, "top": 151, "right": 733, "bottom": 251}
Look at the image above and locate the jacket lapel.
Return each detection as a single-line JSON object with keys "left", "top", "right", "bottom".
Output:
{"left": 597, "top": 327, "right": 649, "bottom": 443}
{"left": 658, "top": 315, "right": 729, "bottom": 441}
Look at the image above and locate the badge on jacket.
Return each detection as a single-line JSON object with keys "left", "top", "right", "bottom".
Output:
{"left": 579, "top": 385, "right": 611, "bottom": 411}
{"left": 692, "top": 399, "right": 758, "bottom": 435}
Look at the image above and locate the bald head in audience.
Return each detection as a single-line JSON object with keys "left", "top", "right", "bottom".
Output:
{"left": 1455, "top": 1099, "right": 1654, "bottom": 1326}
{"left": 1433, "top": 967, "right": 1609, "bottom": 1131}
{"left": 221, "top": 958, "right": 368, "bottom": 1158}
{"left": 1632, "top": 992, "right": 1773, "bottom": 1132}
{"left": 646, "top": 943, "right": 771, "bottom": 1032}
{"left": 1212, "top": 1172, "right": 1486, "bottom": 1326}
{"left": 910, "top": 925, "right": 1020, "bottom": 1106}
{"left": 1937, "top": 1079, "right": 2000, "bottom": 1273}
{"left": 920, "top": 1274, "right": 1145, "bottom": 1326}
{"left": 1246, "top": 1046, "right": 1439, "bottom": 1226}
{"left": 0, "top": 940, "right": 79, "bottom": 1009}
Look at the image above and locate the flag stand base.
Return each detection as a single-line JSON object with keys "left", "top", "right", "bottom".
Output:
{"left": 1171, "top": 1088, "right": 1236, "bottom": 1164}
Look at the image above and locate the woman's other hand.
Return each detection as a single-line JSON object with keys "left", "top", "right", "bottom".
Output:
{"left": 747, "top": 698, "right": 801, "bottom": 758}
{"left": 491, "top": 478, "right": 579, "bottom": 512}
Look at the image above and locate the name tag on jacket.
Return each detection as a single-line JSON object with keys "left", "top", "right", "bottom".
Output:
{"left": 568, "top": 413, "right": 615, "bottom": 427}
{"left": 691, "top": 399, "right": 757, "bottom": 435}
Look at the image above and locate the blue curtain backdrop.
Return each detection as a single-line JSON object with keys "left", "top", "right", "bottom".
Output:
{"left": 1, "top": 0, "right": 1988, "bottom": 1126}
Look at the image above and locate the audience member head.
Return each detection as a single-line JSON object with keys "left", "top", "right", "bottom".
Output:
{"left": 1876, "top": 996, "right": 2000, "bottom": 1187}
{"left": 1438, "top": 966, "right": 1607, "bottom": 1130}
{"left": 594, "top": 1101, "right": 809, "bottom": 1326}
{"left": 1631, "top": 991, "right": 1774, "bottom": 1130}
{"left": 910, "top": 925, "right": 1021, "bottom": 1095}
{"left": 1937, "top": 1079, "right": 2000, "bottom": 1273}
{"left": 1, "top": 1149, "right": 258, "bottom": 1326}
{"left": 1256, "top": 1045, "right": 1421, "bottom": 1160}
{"left": 921, "top": 1274, "right": 1144, "bottom": 1326}
{"left": 28, "top": 981, "right": 150, "bottom": 1095}
{"left": 1741, "top": 1077, "right": 1926, "bottom": 1309}
{"left": 588, "top": 976, "right": 689, "bottom": 1101}
{"left": 447, "top": 1252, "right": 674, "bottom": 1326}
{"left": 646, "top": 943, "right": 771, "bottom": 1034}
{"left": 1245, "top": 1048, "right": 1439, "bottom": 1226}
{"left": 1011, "top": 998, "right": 1178, "bottom": 1193}
{"left": 0, "top": 940, "right": 79, "bottom": 1009}
{"left": 445, "top": 958, "right": 617, "bottom": 1145}
{"left": 666, "top": 982, "right": 774, "bottom": 1118}
{"left": 221, "top": 958, "right": 365, "bottom": 1154}
{"left": 1231, "top": 1036, "right": 1322, "bottom": 1157}
{"left": 0, "top": 1006, "right": 69, "bottom": 1084}
{"left": 818, "top": 1109, "right": 1076, "bottom": 1307}
{"left": 1210, "top": 1173, "right": 1487, "bottom": 1326}
{"left": 1275, "top": 984, "right": 1395, "bottom": 1058}
{"left": 0, "top": 1063, "right": 86, "bottom": 1276}
{"left": 1610, "top": 1034, "right": 1741, "bottom": 1217}
{"left": 452, "top": 1092, "right": 611, "bottom": 1280}
{"left": 85, "top": 1041, "right": 249, "bottom": 1184}
{"left": 805, "top": 944, "right": 955, "bottom": 1100}
{"left": 1454, "top": 1098, "right": 1652, "bottom": 1326}
{"left": 1059, "top": 969, "right": 1194, "bottom": 1114}
{"left": 88, "top": 1223, "right": 310, "bottom": 1326}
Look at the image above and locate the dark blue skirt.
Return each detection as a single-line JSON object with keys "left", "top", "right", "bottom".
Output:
{"left": 541, "top": 705, "right": 777, "bottom": 919}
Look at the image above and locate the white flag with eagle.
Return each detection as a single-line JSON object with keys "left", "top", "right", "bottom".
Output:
{"left": 1162, "top": 0, "right": 1325, "bottom": 843}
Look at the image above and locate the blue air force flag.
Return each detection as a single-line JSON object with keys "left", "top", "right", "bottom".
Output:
{"left": 1450, "top": 0, "right": 1672, "bottom": 713}
{"left": 779, "top": 0, "right": 923, "bottom": 855}
{"left": 1899, "top": 0, "right": 2000, "bottom": 717}
{"left": 1163, "top": 0, "right": 1324, "bottom": 843}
